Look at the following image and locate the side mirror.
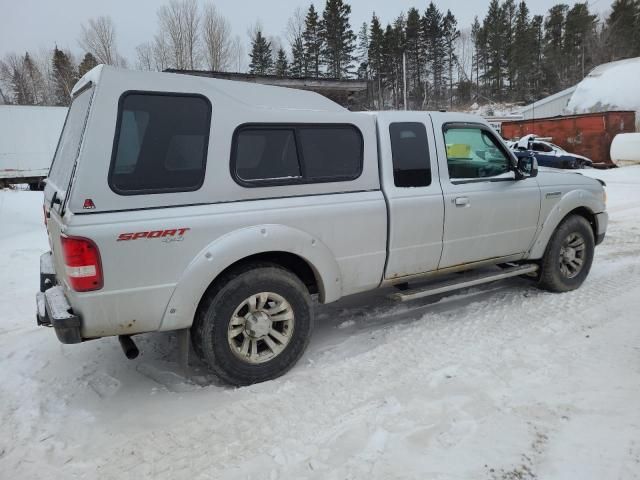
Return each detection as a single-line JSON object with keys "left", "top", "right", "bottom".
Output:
{"left": 516, "top": 154, "right": 538, "bottom": 179}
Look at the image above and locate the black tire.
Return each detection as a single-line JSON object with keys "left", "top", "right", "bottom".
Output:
{"left": 191, "top": 263, "right": 313, "bottom": 386}
{"left": 28, "top": 182, "right": 40, "bottom": 191}
{"left": 537, "top": 215, "right": 595, "bottom": 293}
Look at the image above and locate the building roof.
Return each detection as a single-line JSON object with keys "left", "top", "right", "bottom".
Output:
{"left": 166, "top": 69, "right": 372, "bottom": 110}
{"left": 165, "top": 69, "right": 370, "bottom": 92}
{"left": 520, "top": 85, "right": 577, "bottom": 114}
{"left": 567, "top": 56, "right": 640, "bottom": 117}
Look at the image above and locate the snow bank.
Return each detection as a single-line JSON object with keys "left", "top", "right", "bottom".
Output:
{"left": 567, "top": 57, "right": 640, "bottom": 129}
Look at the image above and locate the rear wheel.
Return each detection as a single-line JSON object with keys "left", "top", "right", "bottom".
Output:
{"left": 192, "top": 264, "right": 313, "bottom": 386}
{"left": 537, "top": 215, "right": 595, "bottom": 292}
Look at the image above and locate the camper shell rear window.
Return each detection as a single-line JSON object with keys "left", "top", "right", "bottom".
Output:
{"left": 109, "top": 91, "right": 211, "bottom": 195}
{"left": 48, "top": 85, "right": 94, "bottom": 193}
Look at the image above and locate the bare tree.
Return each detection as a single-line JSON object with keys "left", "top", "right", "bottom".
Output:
{"left": 201, "top": 3, "right": 232, "bottom": 71}
{"left": 456, "top": 29, "right": 473, "bottom": 82}
{"left": 230, "top": 35, "right": 245, "bottom": 72}
{"left": 0, "top": 53, "right": 46, "bottom": 105}
{"left": 79, "top": 16, "right": 121, "bottom": 66}
{"left": 286, "top": 7, "right": 306, "bottom": 77}
{"left": 34, "top": 48, "right": 56, "bottom": 104}
{"left": 136, "top": 42, "right": 154, "bottom": 71}
{"left": 0, "top": 54, "right": 27, "bottom": 104}
{"left": 157, "top": 0, "right": 201, "bottom": 69}
{"left": 152, "top": 33, "right": 171, "bottom": 71}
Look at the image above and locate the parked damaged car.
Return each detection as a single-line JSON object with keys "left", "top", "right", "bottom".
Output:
{"left": 509, "top": 134, "right": 593, "bottom": 169}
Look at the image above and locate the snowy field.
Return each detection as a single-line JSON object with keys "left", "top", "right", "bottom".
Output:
{"left": 1, "top": 167, "right": 640, "bottom": 480}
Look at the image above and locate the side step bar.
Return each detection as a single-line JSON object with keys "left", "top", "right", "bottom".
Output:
{"left": 389, "top": 264, "right": 539, "bottom": 302}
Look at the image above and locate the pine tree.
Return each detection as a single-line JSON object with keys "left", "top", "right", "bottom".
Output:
{"left": 368, "top": 13, "right": 385, "bottom": 107}
{"left": 564, "top": 2, "right": 597, "bottom": 83}
{"left": 382, "top": 24, "right": 396, "bottom": 107}
{"left": 23, "top": 52, "right": 45, "bottom": 105}
{"left": 274, "top": 48, "right": 289, "bottom": 76}
{"left": 423, "top": 2, "right": 446, "bottom": 106}
{"left": 471, "top": 16, "right": 485, "bottom": 100}
{"left": 542, "top": 4, "right": 569, "bottom": 92}
{"left": 512, "top": 2, "right": 535, "bottom": 100}
{"left": 383, "top": 15, "right": 406, "bottom": 109}
{"left": 483, "top": 0, "right": 507, "bottom": 100}
{"left": 303, "top": 4, "right": 323, "bottom": 78}
{"left": 531, "top": 14, "right": 544, "bottom": 96}
{"left": 405, "top": 8, "right": 425, "bottom": 106}
{"left": 248, "top": 30, "right": 273, "bottom": 75}
{"left": 52, "top": 47, "right": 76, "bottom": 106}
{"left": 78, "top": 52, "right": 99, "bottom": 77}
{"left": 10, "top": 59, "right": 29, "bottom": 105}
{"left": 355, "top": 22, "right": 369, "bottom": 79}
{"left": 605, "top": 0, "right": 640, "bottom": 60}
{"left": 442, "top": 10, "right": 460, "bottom": 108}
{"left": 501, "top": 0, "right": 517, "bottom": 99}
{"left": 320, "top": 0, "right": 356, "bottom": 79}
{"left": 290, "top": 37, "right": 306, "bottom": 77}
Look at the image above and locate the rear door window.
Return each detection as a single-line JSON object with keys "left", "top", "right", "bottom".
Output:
{"left": 48, "top": 86, "right": 94, "bottom": 193}
{"left": 109, "top": 92, "right": 211, "bottom": 195}
{"left": 389, "top": 122, "right": 431, "bottom": 187}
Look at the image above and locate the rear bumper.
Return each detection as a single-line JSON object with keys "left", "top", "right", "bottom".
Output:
{"left": 36, "top": 252, "right": 83, "bottom": 344}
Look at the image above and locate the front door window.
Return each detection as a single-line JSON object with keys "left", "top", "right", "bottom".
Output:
{"left": 444, "top": 127, "right": 511, "bottom": 181}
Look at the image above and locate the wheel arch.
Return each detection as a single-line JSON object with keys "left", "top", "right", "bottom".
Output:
{"left": 528, "top": 190, "right": 603, "bottom": 259}
{"left": 158, "top": 225, "right": 342, "bottom": 332}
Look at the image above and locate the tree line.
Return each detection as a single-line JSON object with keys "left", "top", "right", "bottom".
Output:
{"left": 1, "top": 0, "right": 639, "bottom": 109}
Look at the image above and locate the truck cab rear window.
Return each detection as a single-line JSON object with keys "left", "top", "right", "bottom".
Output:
{"left": 109, "top": 92, "right": 211, "bottom": 195}
{"left": 232, "top": 125, "right": 362, "bottom": 186}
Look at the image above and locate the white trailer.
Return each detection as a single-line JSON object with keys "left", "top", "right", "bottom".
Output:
{"left": 0, "top": 105, "right": 67, "bottom": 189}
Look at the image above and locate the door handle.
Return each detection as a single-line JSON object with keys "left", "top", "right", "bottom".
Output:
{"left": 454, "top": 197, "right": 470, "bottom": 207}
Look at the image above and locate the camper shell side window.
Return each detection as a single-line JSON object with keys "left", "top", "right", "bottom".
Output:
{"left": 108, "top": 91, "right": 212, "bottom": 195}
{"left": 231, "top": 124, "right": 363, "bottom": 187}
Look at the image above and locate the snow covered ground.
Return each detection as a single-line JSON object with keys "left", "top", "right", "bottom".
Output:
{"left": 1, "top": 167, "right": 640, "bottom": 480}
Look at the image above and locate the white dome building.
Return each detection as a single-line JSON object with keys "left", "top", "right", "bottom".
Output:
{"left": 566, "top": 57, "right": 640, "bottom": 130}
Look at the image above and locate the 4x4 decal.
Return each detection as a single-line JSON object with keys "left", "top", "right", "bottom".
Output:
{"left": 117, "top": 228, "right": 190, "bottom": 242}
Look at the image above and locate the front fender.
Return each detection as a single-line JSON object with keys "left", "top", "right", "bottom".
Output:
{"left": 157, "top": 224, "right": 342, "bottom": 331}
{"left": 528, "top": 188, "right": 605, "bottom": 259}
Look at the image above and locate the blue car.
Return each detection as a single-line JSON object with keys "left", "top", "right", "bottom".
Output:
{"left": 508, "top": 135, "right": 593, "bottom": 169}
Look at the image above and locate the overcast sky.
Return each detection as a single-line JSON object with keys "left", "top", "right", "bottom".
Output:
{"left": 0, "top": 0, "right": 614, "bottom": 66}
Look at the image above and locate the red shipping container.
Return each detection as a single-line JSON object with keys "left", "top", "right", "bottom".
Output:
{"left": 501, "top": 111, "right": 636, "bottom": 166}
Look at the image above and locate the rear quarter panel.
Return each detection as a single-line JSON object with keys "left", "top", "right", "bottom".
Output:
{"left": 67, "top": 193, "right": 386, "bottom": 338}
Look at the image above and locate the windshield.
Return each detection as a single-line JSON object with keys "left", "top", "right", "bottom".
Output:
{"left": 549, "top": 143, "right": 565, "bottom": 153}
{"left": 47, "top": 86, "right": 94, "bottom": 194}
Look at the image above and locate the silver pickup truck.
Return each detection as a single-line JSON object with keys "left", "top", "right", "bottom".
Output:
{"left": 37, "top": 66, "right": 608, "bottom": 385}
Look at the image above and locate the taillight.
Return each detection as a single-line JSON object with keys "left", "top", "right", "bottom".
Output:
{"left": 61, "top": 236, "right": 103, "bottom": 292}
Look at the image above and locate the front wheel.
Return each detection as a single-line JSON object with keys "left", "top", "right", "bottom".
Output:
{"left": 192, "top": 264, "right": 313, "bottom": 386}
{"left": 537, "top": 215, "right": 595, "bottom": 292}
